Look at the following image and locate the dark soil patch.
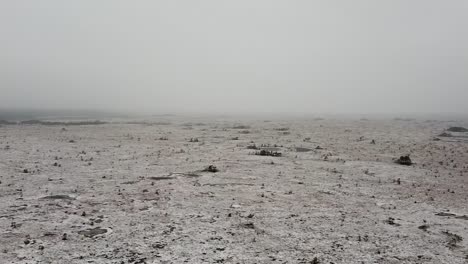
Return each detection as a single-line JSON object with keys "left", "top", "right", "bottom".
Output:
{"left": 20, "top": 120, "right": 107, "bottom": 126}
{"left": 438, "top": 132, "right": 453, "bottom": 137}
{"left": 295, "top": 147, "right": 312, "bottom": 152}
{"left": 232, "top": 125, "right": 250, "bottom": 129}
{"left": 40, "top": 195, "right": 74, "bottom": 200}
{"left": 254, "top": 150, "right": 282, "bottom": 157}
{"left": 261, "top": 147, "right": 281, "bottom": 152}
{"left": 121, "top": 181, "right": 140, "bottom": 184}
{"left": 447, "top": 127, "right": 468, "bottom": 132}
{"left": 149, "top": 176, "right": 174, "bottom": 181}
{"left": 78, "top": 227, "right": 107, "bottom": 238}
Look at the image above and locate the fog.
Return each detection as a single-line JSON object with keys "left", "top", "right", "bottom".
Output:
{"left": 1, "top": 1, "right": 467, "bottom": 115}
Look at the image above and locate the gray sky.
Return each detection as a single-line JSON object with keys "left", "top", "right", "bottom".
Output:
{"left": 1, "top": 1, "right": 467, "bottom": 114}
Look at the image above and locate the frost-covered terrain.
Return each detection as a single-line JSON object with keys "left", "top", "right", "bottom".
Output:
{"left": 1, "top": 117, "right": 467, "bottom": 263}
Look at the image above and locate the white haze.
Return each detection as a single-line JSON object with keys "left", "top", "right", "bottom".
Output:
{"left": 1, "top": 1, "right": 467, "bottom": 115}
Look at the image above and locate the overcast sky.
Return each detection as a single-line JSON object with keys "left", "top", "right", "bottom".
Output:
{"left": 1, "top": 1, "right": 467, "bottom": 114}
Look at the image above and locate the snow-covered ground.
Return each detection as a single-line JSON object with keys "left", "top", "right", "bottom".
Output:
{"left": 1, "top": 117, "right": 467, "bottom": 263}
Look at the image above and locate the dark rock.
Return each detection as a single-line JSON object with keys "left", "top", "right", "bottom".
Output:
{"left": 418, "top": 224, "right": 429, "bottom": 231}
{"left": 202, "top": 165, "right": 219, "bottom": 173}
{"left": 395, "top": 155, "right": 412, "bottom": 166}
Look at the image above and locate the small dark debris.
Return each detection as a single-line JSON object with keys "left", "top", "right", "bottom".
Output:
{"left": 241, "top": 222, "right": 255, "bottom": 229}
{"left": 246, "top": 144, "right": 258, "bottom": 150}
{"left": 152, "top": 242, "right": 166, "bottom": 249}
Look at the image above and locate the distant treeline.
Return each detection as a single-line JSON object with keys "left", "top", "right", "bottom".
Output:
{"left": 0, "top": 120, "right": 107, "bottom": 126}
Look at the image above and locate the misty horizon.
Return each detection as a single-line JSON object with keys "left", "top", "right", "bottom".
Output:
{"left": 1, "top": 1, "right": 467, "bottom": 114}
